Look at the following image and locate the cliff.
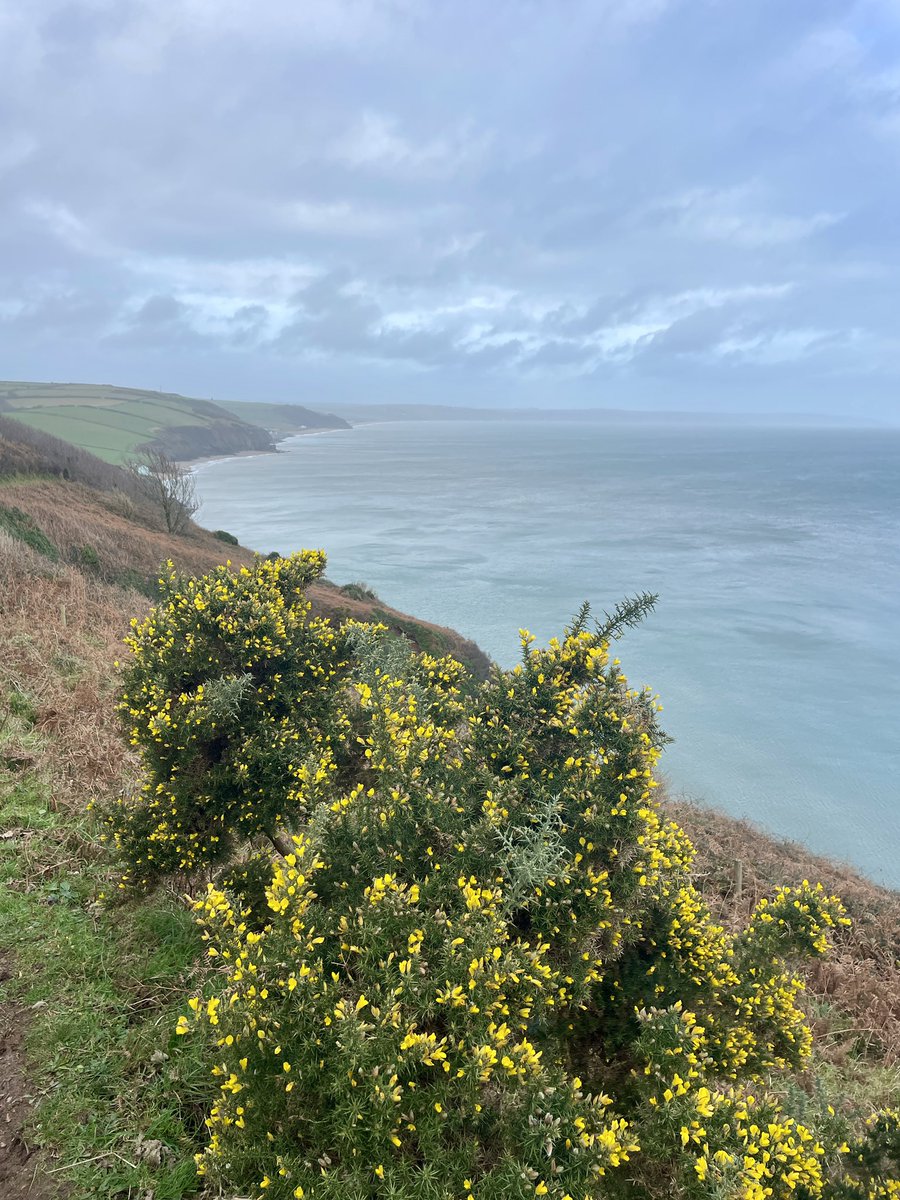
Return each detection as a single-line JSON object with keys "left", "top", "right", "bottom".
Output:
{"left": 212, "top": 398, "right": 352, "bottom": 435}
{"left": 145, "top": 413, "right": 275, "bottom": 460}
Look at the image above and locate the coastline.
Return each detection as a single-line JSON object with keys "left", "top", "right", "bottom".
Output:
{"left": 187, "top": 424, "right": 352, "bottom": 470}
{"left": 189, "top": 446, "right": 278, "bottom": 469}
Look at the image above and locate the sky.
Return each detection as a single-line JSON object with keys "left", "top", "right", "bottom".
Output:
{"left": 2, "top": 0, "right": 900, "bottom": 419}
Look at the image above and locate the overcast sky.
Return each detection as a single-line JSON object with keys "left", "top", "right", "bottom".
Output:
{"left": 2, "top": 0, "right": 900, "bottom": 418}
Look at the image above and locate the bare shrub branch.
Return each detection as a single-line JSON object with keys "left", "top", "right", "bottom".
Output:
{"left": 126, "top": 449, "right": 199, "bottom": 535}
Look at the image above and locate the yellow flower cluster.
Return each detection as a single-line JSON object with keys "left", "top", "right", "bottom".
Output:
{"left": 107, "top": 552, "right": 349, "bottom": 886}
{"left": 836, "top": 1109, "right": 900, "bottom": 1200}
{"left": 184, "top": 833, "right": 639, "bottom": 1200}
{"left": 113, "top": 562, "right": 896, "bottom": 1198}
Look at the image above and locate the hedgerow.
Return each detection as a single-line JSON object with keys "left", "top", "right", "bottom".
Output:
{"left": 111, "top": 554, "right": 900, "bottom": 1200}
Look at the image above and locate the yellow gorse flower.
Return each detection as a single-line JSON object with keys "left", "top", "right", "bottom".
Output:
{"left": 113, "top": 564, "right": 883, "bottom": 1200}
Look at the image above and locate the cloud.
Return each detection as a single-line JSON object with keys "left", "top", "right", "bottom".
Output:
{"left": 0, "top": 285, "right": 117, "bottom": 338}
{"left": 228, "top": 303, "right": 270, "bottom": 347}
{"left": 543, "top": 284, "right": 794, "bottom": 368}
{"left": 23, "top": 201, "right": 112, "bottom": 257}
{"left": 278, "top": 199, "right": 411, "bottom": 238}
{"left": 275, "top": 276, "right": 381, "bottom": 355}
{"left": 642, "top": 186, "right": 843, "bottom": 248}
{"left": 123, "top": 255, "right": 317, "bottom": 306}
{"left": 713, "top": 325, "right": 846, "bottom": 366}
{"left": 332, "top": 111, "right": 492, "bottom": 178}
{"left": 636, "top": 307, "right": 738, "bottom": 360}
{"left": 0, "top": 132, "right": 38, "bottom": 174}
{"left": 105, "top": 293, "right": 211, "bottom": 349}
{"left": 520, "top": 339, "right": 596, "bottom": 371}
{"left": 28, "top": 0, "right": 412, "bottom": 70}
{"left": 1, "top": 0, "right": 899, "bottom": 416}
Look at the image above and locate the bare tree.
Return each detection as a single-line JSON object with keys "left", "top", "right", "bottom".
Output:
{"left": 127, "top": 448, "right": 199, "bottom": 535}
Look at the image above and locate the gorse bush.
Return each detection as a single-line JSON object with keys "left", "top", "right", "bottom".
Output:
{"left": 110, "top": 552, "right": 350, "bottom": 885}
{"left": 340, "top": 580, "right": 379, "bottom": 602}
{"left": 111, "top": 555, "right": 900, "bottom": 1200}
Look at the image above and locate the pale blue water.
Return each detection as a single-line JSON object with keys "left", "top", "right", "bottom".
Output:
{"left": 194, "top": 421, "right": 900, "bottom": 888}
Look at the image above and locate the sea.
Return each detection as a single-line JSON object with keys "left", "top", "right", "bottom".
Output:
{"left": 194, "top": 419, "right": 900, "bottom": 888}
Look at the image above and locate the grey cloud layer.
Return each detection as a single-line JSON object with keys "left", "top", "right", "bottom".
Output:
{"left": 2, "top": 0, "right": 900, "bottom": 415}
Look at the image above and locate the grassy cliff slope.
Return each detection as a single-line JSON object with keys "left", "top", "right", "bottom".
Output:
{"left": 0, "top": 418, "right": 491, "bottom": 674}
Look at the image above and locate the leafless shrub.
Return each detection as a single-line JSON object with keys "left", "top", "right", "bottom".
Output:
{"left": 124, "top": 449, "right": 199, "bottom": 535}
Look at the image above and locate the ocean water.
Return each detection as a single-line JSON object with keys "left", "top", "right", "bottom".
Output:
{"left": 194, "top": 420, "right": 900, "bottom": 888}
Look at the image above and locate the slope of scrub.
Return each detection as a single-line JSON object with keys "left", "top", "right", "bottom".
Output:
{"left": 1, "top": 533, "right": 897, "bottom": 1199}
{"left": 0, "top": 424, "right": 897, "bottom": 1199}
{"left": 0, "top": 414, "right": 491, "bottom": 677}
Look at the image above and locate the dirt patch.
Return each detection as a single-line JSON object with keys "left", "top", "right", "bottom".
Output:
{"left": 0, "top": 959, "right": 57, "bottom": 1199}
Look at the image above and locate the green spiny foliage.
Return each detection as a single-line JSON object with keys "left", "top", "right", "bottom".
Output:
{"left": 112, "top": 557, "right": 899, "bottom": 1200}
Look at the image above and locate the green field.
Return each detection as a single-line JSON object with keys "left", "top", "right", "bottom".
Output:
{"left": 0, "top": 381, "right": 264, "bottom": 464}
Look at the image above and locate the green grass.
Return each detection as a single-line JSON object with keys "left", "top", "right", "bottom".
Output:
{"left": 9, "top": 407, "right": 161, "bottom": 463}
{"left": 214, "top": 399, "right": 298, "bottom": 431}
{"left": 372, "top": 607, "right": 453, "bottom": 659}
{"left": 340, "top": 580, "right": 379, "bottom": 602}
{"left": 0, "top": 383, "right": 182, "bottom": 410}
{"left": 7, "top": 402, "right": 217, "bottom": 465}
{"left": 0, "top": 381, "right": 262, "bottom": 464}
{"left": 802, "top": 997, "right": 900, "bottom": 1112}
{"left": 0, "top": 503, "right": 60, "bottom": 560}
{"left": 0, "top": 380, "right": 345, "bottom": 464}
{"left": 0, "top": 703, "right": 211, "bottom": 1198}
{"left": 1, "top": 382, "right": 219, "bottom": 418}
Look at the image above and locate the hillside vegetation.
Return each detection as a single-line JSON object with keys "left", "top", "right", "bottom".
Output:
{"left": 0, "top": 420, "right": 489, "bottom": 675}
{"left": 0, "top": 423, "right": 897, "bottom": 1200}
{"left": 214, "top": 399, "right": 351, "bottom": 435}
{"left": 0, "top": 381, "right": 347, "bottom": 465}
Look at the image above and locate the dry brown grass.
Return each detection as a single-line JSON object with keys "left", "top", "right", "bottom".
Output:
{"left": 0, "top": 478, "right": 256, "bottom": 585}
{"left": 0, "top": 479, "right": 491, "bottom": 676}
{"left": 0, "top": 532, "right": 142, "bottom": 809}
